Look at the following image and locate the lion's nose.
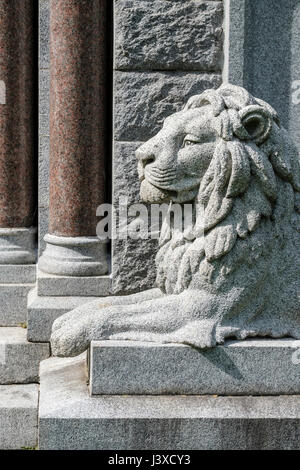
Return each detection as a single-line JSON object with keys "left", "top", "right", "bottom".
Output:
{"left": 136, "top": 146, "right": 156, "bottom": 168}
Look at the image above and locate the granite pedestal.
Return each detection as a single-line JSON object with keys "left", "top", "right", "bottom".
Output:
{"left": 39, "top": 347, "right": 300, "bottom": 450}
{"left": 89, "top": 339, "right": 300, "bottom": 396}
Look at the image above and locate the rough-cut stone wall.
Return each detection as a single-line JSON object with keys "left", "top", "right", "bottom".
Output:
{"left": 112, "top": 0, "right": 224, "bottom": 294}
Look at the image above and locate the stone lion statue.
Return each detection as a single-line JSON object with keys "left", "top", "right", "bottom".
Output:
{"left": 51, "top": 84, "right": 300, "bottom": 357}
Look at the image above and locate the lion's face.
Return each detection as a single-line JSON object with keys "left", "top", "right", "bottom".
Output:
{"left": 136, "top": 105, "right": 218, "bottom": 203}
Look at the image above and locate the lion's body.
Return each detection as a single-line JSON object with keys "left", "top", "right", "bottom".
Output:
{"left": 154, "top": 111, "right": 300, "bottom": 342}
{"left": 51, "top": 84, "right": 300, "bottom": 357}
{"left": 155, "top": 183, "right": 300, "bottom": 342}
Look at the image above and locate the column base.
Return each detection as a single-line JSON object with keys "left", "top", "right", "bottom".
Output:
{"left": 0, "top": 228, "right": 36, "bottom": 264}
{"left": 39, "top": 234, "right": 108, "bottom": 277}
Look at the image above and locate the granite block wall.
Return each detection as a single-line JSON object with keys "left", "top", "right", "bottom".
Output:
{"left": 112, "top": 0, "right": 224, "bottom": 294}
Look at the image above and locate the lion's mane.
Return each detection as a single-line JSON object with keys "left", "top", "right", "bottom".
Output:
{"left": 155, "top": 85, "right": 300, "bottom": 312}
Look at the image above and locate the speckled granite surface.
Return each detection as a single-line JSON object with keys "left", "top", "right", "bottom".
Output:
{"left": 0, "top": 1, "right": 37, "bottom": 228}
{"left": 49, "top": 0, "right": 109, "bottom": 237}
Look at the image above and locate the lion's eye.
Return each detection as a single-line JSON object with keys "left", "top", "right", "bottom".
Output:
{"left": 183, "top": 139, "right": 198, "bottom": 148}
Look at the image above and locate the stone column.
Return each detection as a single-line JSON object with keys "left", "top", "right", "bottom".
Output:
{"left": 39, "top": 0, "right": 109, "bottom": 276}
{"left": 0, "top": 1, "right": 37, "bottom": 264}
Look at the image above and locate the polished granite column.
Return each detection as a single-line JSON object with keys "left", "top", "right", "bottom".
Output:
{"left": 0, "top": 1, "right": 37, "bottom": 264}
{"left": 39, "top": 0, "right": 109, "bottom": 277}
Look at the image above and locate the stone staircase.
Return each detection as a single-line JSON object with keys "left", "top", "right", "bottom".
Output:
{"left": 0, "top": 326, "right": 50, "bottom": 449}
{"left": 0, "top": 262, "right": 50, "bottom": 450}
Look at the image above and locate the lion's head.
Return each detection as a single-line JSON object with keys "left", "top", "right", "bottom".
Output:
{"left": 136, "top": 84, "right": 300, "bottom": 298}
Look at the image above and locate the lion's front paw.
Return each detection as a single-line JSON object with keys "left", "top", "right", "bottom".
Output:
{"left": 51, "top": 321, "right": 90, "bottom": 357}
{"left": 166, "top": 320, "right": 218, "bottom": 349}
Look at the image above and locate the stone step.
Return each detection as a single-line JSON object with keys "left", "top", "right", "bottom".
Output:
{"left": 0, "top": 265, "right": 36, "bottom": 284}
{"left": 0, "top": 327, "right": 50, "bottom": 384}
{"left": 89, "top": 339, "right": 300, "bottom": 396}
{"left": 0, "top": 283, "right": 35, "bottom": 326}
{"left": 27, "top": 287, "right": 99, "bottom": 342}
{"left": 0, "top": 384, "right": 38, "bottom": 449}
{"left": 39, "top": 354, "right": 300, "bottom": 450}
{"left": 0, "top": 264, "right": 36, "bottom": 327}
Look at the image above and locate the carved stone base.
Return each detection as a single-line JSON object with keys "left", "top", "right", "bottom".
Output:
{"left": 89, "top": 339, "right": 300, "bottom": 396}
{"left": 38, "top": 234, "right": 108, "bottom": 277}
{"left": 0, "top": 228, "right": 36, "bottom": 264}
{"left": 39, "top": 354, "right": 300, "bottom": 450}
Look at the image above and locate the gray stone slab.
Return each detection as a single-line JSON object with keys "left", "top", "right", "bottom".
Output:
{"left": 38, "top": 206, "right": 48, "bottom": 256}
{"left": 0, "top": 284, "right": 35, "bottom": 326}
{"left": 112, "top": 141, "right": 157, "bottom": 294}
{"left": 114, "top": 0, "right": 223, "bottom": 71}
{"left": 39, "top": 355, "right": 300, "bottom": 450}
{"left": 113, "top": 141, "right": 143, "bottom": 205}
{"left": 89, "top": 339, "right": 300, "bottom": 396}
{"left": 0, "top": 327, "right": 50, "bottom": 384}
{"left": 0, "top": 384, "right": 38, "bottom": 449}
{"left": 39, "top": 113, "right": 49, "bottom": 137}
{"left": 37, "top": 268, "right": 111, "bottom": 297}
{"left": 39, "top": 82, "right": 49, "bottom": 118}
{"left": 39, "top": 67, "right": 50, "bottom": 95}
{"left": 114, "top": 72, "right": 222, "bottom": 141}
{"left": 0, "top": 265, "right": 36, "bottom": 284}
{"left": 27, "top": 288, "right": 99, "bottom": 342}
{"left": 112, "top": 238, "right": 157, "bottom": 295}
{"left": 39, "top": 135, "right": 49, "bottom": 209}
{"left": 39, "top": 0, "right": 49, "bottom": 69}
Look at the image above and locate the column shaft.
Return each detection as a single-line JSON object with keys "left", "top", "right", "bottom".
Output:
{"left": 0, "top": 1, "right": 37, "bottom": 264}
{"left": 49, "top": 0, "right": 108, "bottom": 237}
{"left": 39, "top": 0, "right": 110, "bottom": 276}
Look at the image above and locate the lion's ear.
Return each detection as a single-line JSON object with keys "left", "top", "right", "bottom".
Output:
{"left": 239, "top": 105, "right": 272, "bottom": 145}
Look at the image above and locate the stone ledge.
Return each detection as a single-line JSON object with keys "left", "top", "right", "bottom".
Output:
{"left": 27, "top": 288, "right": 99, "bottom": 342}
{"left": 89, "top": 339, "right": 300, "bottom": 396}
{"left": 0, "top": 327, "right": 50, "bottom": 384}
{"left": 39, "top": 355, "right": 300, "bottom": 450}
{"left": 0, "top": 384, "right": 38, "bottom": 449}
{"left": 36, "top": 268, "right": 111, "bottom": 297}
{"left": 0, "top": 283, "right": 35, "bottom": 326}
{"left": 0, "top": 264, "right": 36, "bottom": 284}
